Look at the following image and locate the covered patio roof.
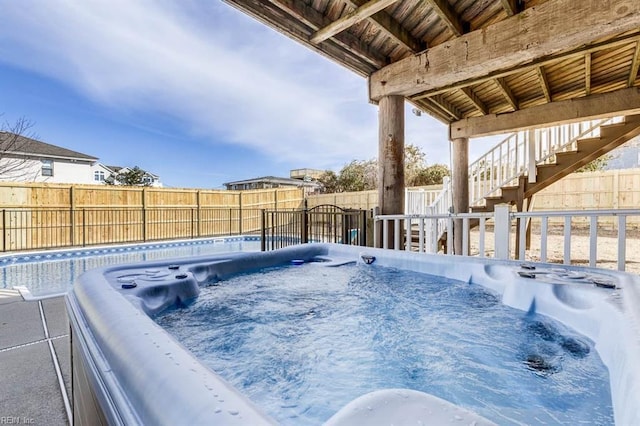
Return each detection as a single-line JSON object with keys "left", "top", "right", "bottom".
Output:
{"left": 223, "top": 0, "right": 640, "bottom": 137}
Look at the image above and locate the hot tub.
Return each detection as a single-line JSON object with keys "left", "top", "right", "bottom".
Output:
{"left": 66, "top": 243, "right": 640, "bottom": 425}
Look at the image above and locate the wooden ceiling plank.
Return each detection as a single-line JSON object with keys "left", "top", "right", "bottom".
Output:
{"left": 426, "top": 0, "right": 466, "bottom": 37}
{"left": 410, "top": 32, "right": 640, "bottom": 100}
{"left": 629, "top": 41, "right": 640, "bottom": 86}
{"left": 310, "top": 0, "right": 399, "bottom": 44}
{"left": 460, "top": 87, "right": 488, "bottom": 114}
{"left": 585, "top": 53, "right": 592, "bottom": 95}
{"left": 499, "top": 0, "right": 520, "bottom": 17}
{"left": 370, "top": 0, "right": 640, "bottom": 100}
{"left": 450, "top": 86, "right": 640, "bottom": 138}
{"left": 495, "top": 78, "right": 518, "bottom": 111}
{"left": 345, "top": 0, "right": 423, "bottom": 52}
{"left": 536, "top": 66, "right": 552, "bottom": 103}
{"left": 263, "top": 0, "right": 388, "bottom": 67}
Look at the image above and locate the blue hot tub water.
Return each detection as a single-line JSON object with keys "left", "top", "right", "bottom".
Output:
{"left": 154, "top": 261, "right": 613, "bottom": 425}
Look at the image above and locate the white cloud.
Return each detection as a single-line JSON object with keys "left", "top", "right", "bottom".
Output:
{"left": 0, "top": 0, "right": 388, "bottom": 167}
{"left": 0, "top": 0, "right": 503, "bottom": 174}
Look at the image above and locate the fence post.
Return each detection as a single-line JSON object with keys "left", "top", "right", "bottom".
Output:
{"left": 142, "top": 188, "right": 147, "bottom": 242}
{"left": 360, "top": 210, "right": 367, "bottom": 246}
{"left": 372, "top": 207, "right": 380, "bottom": 248}
{"left": 2, "top": 209, "right": 5, "bottom": 252}
{"left": 70, "top": 186, "right": 75, "bottom": 247}
{"left": 238, "top": 195, "right": 243, "bottom": 235}
{"left": 82, "top": 209, "right": 86, "bottom": 247}
{"left": 196, "top": 190, "right": 201, "bottom": 238}
{"left": 301, "top": 208, "right": 308, "bottom": 244}
{"left": 260, "top": 209, "right": 266, "bottom": 251}
{"left": 494, "top": 204, "right": 511, "bottom": 260}
{"left": 70, "top": 207, "right": 75, "bottom": 247}
{"left": 191, "top": 208, "right": 195, "bottom": 239}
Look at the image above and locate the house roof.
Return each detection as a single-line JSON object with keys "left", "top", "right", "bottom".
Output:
{"left": 224, "top": 176, "right": 320, "bottom": 187}
{"left": 0, "top": 132, "right": 98, "bottom": 162}
{"left": 222, "top": 0, "right": 640, "bottom": 137}
{"left": 101, "top": 164, "right": 159, "bottom": 179}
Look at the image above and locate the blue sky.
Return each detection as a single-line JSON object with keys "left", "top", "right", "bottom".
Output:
{"left": 0, "top": 1, "right": 497, "bottom": 189}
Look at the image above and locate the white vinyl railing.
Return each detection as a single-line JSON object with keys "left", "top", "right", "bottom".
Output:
{"left": 404, "top": 181, "right": 447, "bottom": 215}
{"left": 404, "top": 178, "right": 451, "bottom": 252}
{"left": 468, "top": 117, "right": 623, "bottom": 206}
{"left": 375, "top": 206, "right": 640, "bottom": 272}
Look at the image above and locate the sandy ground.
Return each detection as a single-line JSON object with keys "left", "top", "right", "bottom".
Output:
{"left": 467, "top": 229, "right": 640, "bottom": 274}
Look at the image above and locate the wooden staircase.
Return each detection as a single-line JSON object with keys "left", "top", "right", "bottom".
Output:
{"left": 472, "top": 114, "right": 640, "bottom": 213}
{"left": 404, "top": 114, "right": 640, "bottom": 253}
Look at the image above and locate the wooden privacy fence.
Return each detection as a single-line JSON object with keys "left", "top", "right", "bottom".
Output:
{"left": 0, "top": 183, "right": 304, "bottom": 252}
{"left": 308, "top": 169, "right": 640, "bottom": 227}
{"left": 0, "top": 207, "right": 268, "bottom": 252}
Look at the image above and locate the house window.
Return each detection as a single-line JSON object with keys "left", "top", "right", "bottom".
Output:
{"left": 94, "top": 171, "right": 105, "bottom": 181}
{"left": 41, "top": 160, "right": 53, "bottom": 177}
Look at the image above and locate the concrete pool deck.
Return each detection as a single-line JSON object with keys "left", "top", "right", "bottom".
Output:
{"left": 0, "top": 291, "right": 71, "bottom": 425}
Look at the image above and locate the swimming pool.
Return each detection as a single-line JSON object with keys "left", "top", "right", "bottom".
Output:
{"left": 66, "top": 243, "right": 640, "bottom": 425}
{"left": 0, "top": 236, "right": 260, "bottom": 298}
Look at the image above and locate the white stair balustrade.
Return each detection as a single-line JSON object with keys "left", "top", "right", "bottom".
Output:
{"left": 405, "top": 177, "right": 451, "bottom": 253}
{"left": 468, "top": 117, "right": 622, "bottom": 207}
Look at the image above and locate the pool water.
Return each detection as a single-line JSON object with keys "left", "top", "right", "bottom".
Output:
{"left": 0, "top": 239, "right": 260, "bottom": 297}
{"left": 154, "top": 262, "right": 614, "bottom": 425}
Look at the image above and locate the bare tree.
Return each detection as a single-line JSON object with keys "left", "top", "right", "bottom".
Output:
{"left": 0, "top": 116, "right": 40, "bottom": 181}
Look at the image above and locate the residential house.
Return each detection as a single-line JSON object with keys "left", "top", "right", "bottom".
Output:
{"left": 93, "top": 164, "right": 163, "bottom": 187}
{"left": 0, "top": 132, "right": 98, "bottom": 184}
{"left": 224, "top": 175, "right": 321, "bottom": 194}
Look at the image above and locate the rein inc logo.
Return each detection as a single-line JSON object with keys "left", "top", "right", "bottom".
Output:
{"left": 0, "top": 418, "right": 34, "bottom": 424}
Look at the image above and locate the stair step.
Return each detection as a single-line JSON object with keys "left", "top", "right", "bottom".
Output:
{"left": 598, "top": 121, "right": 633, "bottom": 137}
{"left": 576, "top": 137, "right": 606, "bottom": 152}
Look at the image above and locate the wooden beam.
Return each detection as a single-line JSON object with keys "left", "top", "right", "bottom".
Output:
{"left": 495, "top": 78, "right": 518, "bottom": 111}
{"left": 310, "top": 0, "right": 399, "bottom": 44}
{"left": 427, "top": 0, "right": 466, "bottom": 37}
{"left": 629, "top": 41, "right": 640, "bottom": 87}
{"left": 585, "top": 53, "right": 592, "bottom": 95}
{"left": 345, "top": 0, "right": 423, "bottom": 52}
{"left": 257, "top": 0, "right": 389, "bottom": 68}
{"left": 450, "top": 87, "right": 640, "bottom": 139}
{"left": 411, "top": 31, "right": 640, "bottom": 100}
{"left": 460, "top": 87, "right": 488, "bottom": 115}
{"left": 370, "top": 0, "right": 640, "bottom": 100}
{"left": 536, "top": 66, "right": 552, "bottom": 103}
{"left": 413, "top": 99, "right": 451, "bottom": 123}
{"left": 428, "top": 95, "right": 462, "bottom": 120}
{"left": 500, "top": 0, "right": 520, "bottom": 16}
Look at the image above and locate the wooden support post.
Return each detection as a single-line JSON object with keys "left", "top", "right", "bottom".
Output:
{"left": 451, "top": 136, "right": 469, "bottom": 255}
{"left": 378, "top": 95, "right": 405, "bottom": 249}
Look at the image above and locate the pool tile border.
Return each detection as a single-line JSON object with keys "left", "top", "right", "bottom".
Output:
{"left": 0, "top": 236, "right": 261, "bottom": 266}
